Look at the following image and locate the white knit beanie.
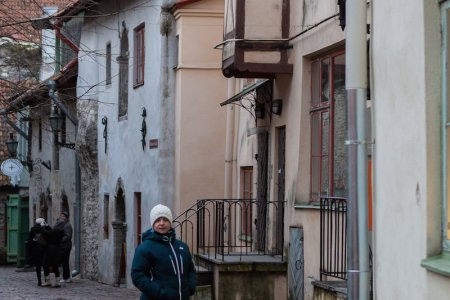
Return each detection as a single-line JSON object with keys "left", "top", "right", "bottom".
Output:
{"left": 150, "top": 204, "right": 173, "bottom": 227}
{"left": 35, "top": 218, "right": 45, "bottom": 225}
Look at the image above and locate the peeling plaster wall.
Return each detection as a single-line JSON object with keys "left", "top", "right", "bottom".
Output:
{"left": 78, "top": 0, "right": 165, "bottom": 284}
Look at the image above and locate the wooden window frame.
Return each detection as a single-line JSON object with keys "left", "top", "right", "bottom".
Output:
{"left": 103, "top": 194, "right": 109, "bottom": 240}
{"left": 310, "top": 50, "right": 346, "bottom": 201}
{"left": 106, "top": 42, "right": 111, "bottom": 85}
{"left": 135, "top": 192, "right": 142, "bottom": 246}
{"left": 133, "top": 23, "right": 145, "bottom": 87}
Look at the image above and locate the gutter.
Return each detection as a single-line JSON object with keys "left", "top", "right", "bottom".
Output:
{"left": 345, "top": 1, "right": 370, "bottom": 299}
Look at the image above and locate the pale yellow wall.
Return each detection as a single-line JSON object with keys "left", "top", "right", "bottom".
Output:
{"left": 174, "top": 0, "right": 228, "bottom": 216}
{"left": 226, "top": 0, "right": 345, "bottom": 298}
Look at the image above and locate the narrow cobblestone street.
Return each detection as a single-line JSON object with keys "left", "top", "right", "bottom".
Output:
{"left": 0, "top": 266, "right": 141, "bottom": 300}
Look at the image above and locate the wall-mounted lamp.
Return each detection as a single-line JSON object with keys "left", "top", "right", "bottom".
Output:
{"left": 6, "top": 132, "right": 33, "bottom": 169}
{"left": 102, "top": 116, "right": 108, "bottom": 154}
{"left": 6, "top": 132, "right": 18, "bottom": 157}
{"left": 254, "top": 102, "right": 265, "bottom": 119}
{"left": 271, "top": 99, "right": 283, "bottom": 115}
{"left": 49, "top": 105, "right": 75, "bottom": 149}
{"left": 141, "top": 107, "right": 147, "bottom": 151}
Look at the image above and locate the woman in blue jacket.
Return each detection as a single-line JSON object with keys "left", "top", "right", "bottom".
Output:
{"left": 131, "top": 204, "right": 196, "bottom": 300}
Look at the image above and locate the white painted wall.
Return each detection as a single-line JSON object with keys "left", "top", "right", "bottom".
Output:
{"left": 79, "top": 0, "right": 167, "bottom": 285}
{"left": 372, "top": 0, "right": 450, "bottom": 299}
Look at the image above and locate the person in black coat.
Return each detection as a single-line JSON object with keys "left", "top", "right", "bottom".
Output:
{"left": 42, "top": 222, "right": 64, "bottom": 287}
{"left": 27, "top": 218, "right": 49, "bottom": 286}
{"left": 54, "top": 211, "right": 73, "bottom": 283}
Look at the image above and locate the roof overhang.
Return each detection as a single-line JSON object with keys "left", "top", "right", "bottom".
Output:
{"left": 220, "top": 79, "right": 270, "bottom": 107}
{"left": 4, "top": 61, "right": 78, "bottom": 113}
{"left": 31, "top": 0, "right": 95, "bottom": 29}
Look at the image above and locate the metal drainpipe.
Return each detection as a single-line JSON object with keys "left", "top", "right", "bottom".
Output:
{"left": 48, "top": 83, "right": 81, "bottom": 276}
{"left": 72, "top": 159, "right": 81, "bottom": 277}
{"left": 160, "top": 1, "right": 175, "bottom": 209}
{"left": 345, "top": 0, "right": 369, "bottom": 299}
{"left": 224, "top": 78, "right": 236, "bottom": 199}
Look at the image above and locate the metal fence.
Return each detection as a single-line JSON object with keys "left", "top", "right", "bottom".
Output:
{"left": 319, "top": 196, "right": 347, "bottom": 280}
{"left": 173, "top": 199, "right": 285, "bottom": 262}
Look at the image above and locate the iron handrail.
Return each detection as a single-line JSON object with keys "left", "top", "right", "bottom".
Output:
{"left": 173, "top": 198, "right": 286, "bottom": 263}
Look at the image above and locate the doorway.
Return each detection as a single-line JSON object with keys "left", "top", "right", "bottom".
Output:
{"left": 113, "top": 178, "right": 126, "bottom": 286}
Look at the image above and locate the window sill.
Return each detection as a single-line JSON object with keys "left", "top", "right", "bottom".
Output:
{"left": 294, "top": 202, "right": 321, "bottom": 210}
{"left": 421, "top": 252, "right": 450, "bottom": 277}
{"left": 133, "top": 81, "right": 144, "bottom": 89}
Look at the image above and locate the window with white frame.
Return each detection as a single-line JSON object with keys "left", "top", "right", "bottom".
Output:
{"left": 421, "top": 1, "right": 450, "bottom": 274}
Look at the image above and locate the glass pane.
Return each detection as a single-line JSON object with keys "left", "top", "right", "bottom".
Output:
{"left": 333, "top": 54, "right": 347, "bottom": 197}
{"left": 311, "top": 157, "right": 320, "bottom": 200}
{"left": 321, "top": 111, "right": 329, "bottom": 196}
{"left": 321, "top": 57, "right": 330, "bottom": 102}
{"left": 311, "top": 112, "right": 320, "bottom": 156}
{"left": 321, "top": 155, "right": 329, "bottom": 196}
{"left": 322, "top": 111, "right": 329, "bottom": 156}
{"left": 312, "top": 60, "right": 320, "bottom": 106}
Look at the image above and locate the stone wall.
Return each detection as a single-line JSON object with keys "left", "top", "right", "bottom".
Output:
{"left": 76, "top": 98, "right": 99, "bottom": 279}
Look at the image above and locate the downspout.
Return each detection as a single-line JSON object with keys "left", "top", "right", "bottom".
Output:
{"left": 345, "top": 1, "right": 369, "bottom": 300}
{"left": 48, "top": 18, "right": 81, "bottom": 276}
{"left": 48, "top": 81, "right": 81, "bottom": 277}
{"left": 224, "top": 78, "right": 236, "bottom": 199}
{"left": 72, "top": 160, "right": 81, "bottom": 277}
{"left": 160, "top": 1, "right": 176, "bottom": 209}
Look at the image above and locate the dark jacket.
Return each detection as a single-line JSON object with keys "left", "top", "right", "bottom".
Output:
{"left": 54, "top": 219, "right": 72, "bottom": 250}
{"left": 131, "top": 229, "right": 196, "bottom": 300}
{"left": 27, "top": 224, "right": 47, "bottom": 266}
{"left": 42, "top": 226, "right": 64, "bottom": 267}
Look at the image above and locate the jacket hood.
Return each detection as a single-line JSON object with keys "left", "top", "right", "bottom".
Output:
{"left": 142, "top": 228, "right": 176, "bottom": 243}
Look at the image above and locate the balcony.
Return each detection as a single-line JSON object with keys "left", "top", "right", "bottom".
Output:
{"left": 173, "top": 198, "right": 287, "bottom": 299}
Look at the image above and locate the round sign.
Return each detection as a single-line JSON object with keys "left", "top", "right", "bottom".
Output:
{"left": 1, "top": 159, "right": 23, "bottom": 176}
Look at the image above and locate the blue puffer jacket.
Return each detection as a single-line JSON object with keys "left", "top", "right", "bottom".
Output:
{"left": 131, "top": 229, "right": 196, "bottom": 300}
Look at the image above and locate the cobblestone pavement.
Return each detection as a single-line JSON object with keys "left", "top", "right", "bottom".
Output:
{"left": 0, "top": 266, "right": 141, "bottom": 300}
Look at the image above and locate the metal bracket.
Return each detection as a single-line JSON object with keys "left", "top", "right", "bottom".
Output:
{"left": 141, "top": 107, "right": 147, "bottom": 151}
{"left": 58, "top": 143, "right": 76, "bottom": 150}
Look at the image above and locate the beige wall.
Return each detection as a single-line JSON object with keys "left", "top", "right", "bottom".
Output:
{"left": 225, "top": 0, "right": 346, "bottom": 298}
{"left": 174, "top": 0, "right": 228, "bottom": 216}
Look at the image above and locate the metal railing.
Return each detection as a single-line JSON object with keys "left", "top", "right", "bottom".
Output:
{"left": 319, "top": 196, "right": 347, "bottom": 280}
{"left": 173, "top": 199, "right": 285, "bottom": 263}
